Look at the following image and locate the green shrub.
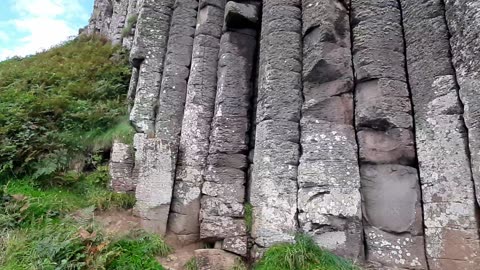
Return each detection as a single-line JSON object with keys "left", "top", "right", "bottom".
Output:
{"left": 0, "top": 35, "right": 131, "bottom": 181}
{"left": 122, "top": 15, "right": 138, "bottom": 37}
{"left": 106, "top": 231, "right": 171, "bottom": 269}
{"left": 255, "top": 234, "right": 359, "bottom": 270}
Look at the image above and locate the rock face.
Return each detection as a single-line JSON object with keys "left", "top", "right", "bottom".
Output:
{"left": 299, "top": 0, "right": 363, "bottom": 260}
{"left": 250, "top": 0, "right": 302, "bottom": 251}
{"left": 87, "top": 0, "right": 480, "bottom": 267}
{"left": 351, "top": 0, "right": 427, "bottom": 268}
{"left": 402, "top": 0, "right": 480, "bottom": 269}
{"left": 109, "top": 141, "right": 135, "bottom": 193}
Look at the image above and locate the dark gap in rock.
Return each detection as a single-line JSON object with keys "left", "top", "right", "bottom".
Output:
{"left": 397, "top": 1, "right": 430, "bottom": 269}
{"left": 348, "top": 0, "right": 367, "bottom": 262}
{"left": 439, "top": 0, "right": 480, "bottom": 236}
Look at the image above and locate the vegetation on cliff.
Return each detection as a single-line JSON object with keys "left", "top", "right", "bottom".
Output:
{"left": 0, "top": 36, "right": 169, "bottom": 270}
{"left": 0, "top": 35, "right": 133, "bottom": 181}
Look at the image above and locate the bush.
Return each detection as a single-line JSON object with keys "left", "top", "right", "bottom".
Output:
{"left": 255, "top": 234, "right": 359, "bottom": 270}
{"left": 0, "top": 35, "right": 131, "bottom": 181}
{"left": 122, "top": 15, "right": 138, "bottom": 37}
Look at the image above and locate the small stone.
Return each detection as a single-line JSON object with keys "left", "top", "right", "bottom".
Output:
{"left": 194, "top": 249, "right": 240, "bottom": 270}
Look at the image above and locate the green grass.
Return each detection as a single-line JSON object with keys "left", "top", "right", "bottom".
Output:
{"left": 122, "top": 15, "right": 138, "bottom": 37}
{"left": 244, "top": 203, "right": 253, "bottom": 233}
{"left": 0, "top": 34, "right": 131, "bottom": 180}
{"left": 255, "top": 234, "right": 360, "bottom": 270}
{"left": 185, "top": 257, "right": 198, "bottom": 270}
{"left": 106, "top": 231, "right": 171, "bottom": 269}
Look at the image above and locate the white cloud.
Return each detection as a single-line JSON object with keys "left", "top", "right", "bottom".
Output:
{"left": 0, "top": 0, "right": 89, "bottom": 60}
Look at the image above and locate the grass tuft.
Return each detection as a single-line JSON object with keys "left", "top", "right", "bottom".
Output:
{"left": 244, "top": 202, "right": 253, "bottom": 233}
{"left": 255, "top": 234, "right": 360, "bottom": 270}
{"left": 185, "top": 257, "right": 198, "bottom": 270}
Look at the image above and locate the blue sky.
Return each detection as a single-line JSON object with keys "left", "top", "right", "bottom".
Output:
{"left": 0, "top": 0, "right": 94, "bottom": 60}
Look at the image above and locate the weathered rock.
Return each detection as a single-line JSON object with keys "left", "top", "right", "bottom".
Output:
{"left": 129, "top": 0, "right": 174, "bottom": 133}
{"left": 223, "top": 236, "right": 248, "bottom": 256}
{"left": 199, "top": 25, "right": 256, "bottom": 255}
{"left": 298, "top": 0, "right": 363, "bottom": 260}
{"left": 109, "top": 0, "right": 129, "bottom": 45}
{"left": 109, "top": 141, "right": 135, "bottom": 193}
{"left": 401, "top": 0, "right": 480, "bottom": 268}
{"left": 445, "top": 0, "right": 480, "bottom": 206}
{"left": 194, "top": 249, "right": 241, "bottom": 270}
{"left": 361, "top": 164, "right": 422, "bottom": 234}
{"left": 250, "top": 0, "right": 302, "bottom": 251}
{"left": 87, "top": 0, "right": 114, "bottom": 36}
{"left": 133, "top": 134, "right": 175, "bottom": 236}
{"left": 351, "top": 0, "right": 427, "bottom": 268}
{"left": 365, "top": 227, "right": 427, "bottom": 269}
{"left": 224, "top": 1, "right": 260, "bottom": 29}
{"left": 168, "top": 0, "right": 226, "bottom": 242}
{"left": 155, "top": 0, "right": 198, "bottom": 143}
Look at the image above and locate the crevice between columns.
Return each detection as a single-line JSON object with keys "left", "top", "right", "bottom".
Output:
{"left": 347, "top": 1, "right": 367, "bottom": 262}
{"left": 397, "top": 1, "right": 430, "bottom": 269}
{"left": 440, "top": 0, "right": 480, "bottom": 233}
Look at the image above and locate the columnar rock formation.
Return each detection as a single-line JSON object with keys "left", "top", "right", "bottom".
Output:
{"left": 402, "top": 1, "right": 480, "bottom": 269}
{"left": 88, "top": 0, "right": 480, "bottom": 268}
{"left": 351, "top": 0, "right": 427, "bottom": 268}
{"left": 299, "top": 0, "right": 362, "bottom": 259}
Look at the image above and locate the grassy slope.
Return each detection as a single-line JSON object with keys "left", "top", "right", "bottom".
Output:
{"left": 0, "top": 36, "right": 169, "bottom": 270}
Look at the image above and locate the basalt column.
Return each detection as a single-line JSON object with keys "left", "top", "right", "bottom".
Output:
{"left": 444, "top": 1, "right": 480, "bottom": 206}
{"left": 298, "top": 0, "right": 363, "bottom": 260}
{"left": 250, "top": 0, "right": 302, "bottom": 252}
{"left": 200, "top": 2, "right": 259, "bottom": 257}
{"left": 128, "top": 0, "right": 176, "bottom": 236}
{"left": 351, "top": 0, "right": 427, "bottom": 268}
{"left": 155, "top": 0, "right": 198, "bottom": 146}
{"left": 129, "top": 0, "right": 174, "bottom": 133}
{"left": 110, "top": 0, "right": 130, "bottom": 45}
{"left": 122, "top": 0, "right": 141, "bottom": 49}
{"left": 168, "top": 0, "right": 225, "bottom": 244}
{"left": 403, "top": 0, "right": 480, "bottom": 269}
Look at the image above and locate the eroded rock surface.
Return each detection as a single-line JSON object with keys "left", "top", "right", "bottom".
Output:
{"left": 402, "top": 0, "right": 480, "bottom": 269}
{"left": 85, "top": 0, "right": 480, "bottom": 266}
{"left": 168, "top": 0, "right": 226, "bottom": 244}
{"left": 299, "top": 0, "right": 363, "bottom": 260}
{"left": 351, "top": 0, "right": 427, "bottom": 268}
{"left": 250, "top": 0, "right": 302, "bottom": 250}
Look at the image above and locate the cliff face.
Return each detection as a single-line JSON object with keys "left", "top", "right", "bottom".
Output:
{"left": 88, "top": 0, "right": 480, "bottom": 269}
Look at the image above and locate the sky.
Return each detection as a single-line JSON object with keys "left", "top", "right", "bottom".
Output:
{"left": 0, "top": 0, "right": 95, "bottom": 60}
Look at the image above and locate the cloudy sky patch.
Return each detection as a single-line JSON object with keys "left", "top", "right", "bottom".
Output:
{"left": 0, "top": 0, "right": 94, "bottom": 60}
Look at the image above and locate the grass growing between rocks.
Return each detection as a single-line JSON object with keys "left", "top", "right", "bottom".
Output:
{"left": 0, "top": 173, "right": 172, "bottom": 270}
{"left": 255, "top": 234, "right": 360, "bottom": 270}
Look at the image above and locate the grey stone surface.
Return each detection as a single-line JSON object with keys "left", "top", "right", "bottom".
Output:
{"left": 298, "top": 0, "right": 363, "bottom": 260}
{"left": 224, "top": 1, "right": 260, "bottom": 29}
{"left": 352, "top": 0, "right": 426, "bottom": 268}
{"left": 361, "top": 164, "right": 422, "bottom": 234}
{"left": 250, "top": 0, "right": 302, "bottom": 251}
{"left": 133, "top": 134, "right": 175, "bottom": 236}
{"left": 194, "top": 249, "right": 241, "bottom": 270}
{"left": 199, "top": 29, "right": 256, "bottom": 255}
{"left": 445, "top": 0, "right": 480, "bottom": 208}
{"left": 129, "top": 0, "right": 174, "bottom": 133}
{"left": 87, "top": 0, "right": 114, "bottom": 36}
{"left": 109, "top": 141, "right": 135, "bottom": 193}
{"left": 365, "top": 227, "right": 427, "bottom": 269}
{"left": 168, "top": 0, "right": 225, "bottom": 242}
{"left": 402, "top": 1, "right": 480, "bottom": 268}
{"left": 223, "top": 236, "right": 248, "bottom": 256}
